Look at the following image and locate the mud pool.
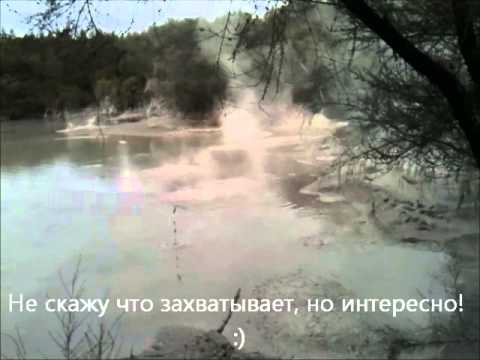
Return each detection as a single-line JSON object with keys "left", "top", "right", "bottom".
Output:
{"left": 1, "top": 114, "right": 477, "bottom": 358}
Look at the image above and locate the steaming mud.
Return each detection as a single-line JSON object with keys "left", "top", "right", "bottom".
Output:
{"left": 1, "top": 103, "right": 477, "bottom": 358}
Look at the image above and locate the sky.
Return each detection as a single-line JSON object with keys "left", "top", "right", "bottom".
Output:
{"left": 0, "top": 0, "right": 269, "bottom": 35}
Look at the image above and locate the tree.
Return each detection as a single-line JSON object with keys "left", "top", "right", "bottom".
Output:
{"left": 335, "top": 0, "right": 480, "bottom": 170}
{"left": 237, "top": 0, "right": 479, "bottom": 172}
{"left": 1, "top": 16, "right": 228, "bottom": 124}
{"left": 193, "top": 0, "right": 480, "bottom": 171}
{"left": 145, "top": 19, "right": 229, "bottom": 123}
{"left": 9, "top": 0, "right": 480, "bottom": 170}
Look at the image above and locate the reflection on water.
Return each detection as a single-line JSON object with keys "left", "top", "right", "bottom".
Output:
{"left": 1, "top": 119, "right": 454, "bottom": 358}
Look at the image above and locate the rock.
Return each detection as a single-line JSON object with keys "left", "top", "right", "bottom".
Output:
{"left": 417, "top": 225, "right": 431, "bottom": 231}
{"left": 299, "top": 175, "right": 339, "bottom": 195}
{"left": 110, "top": 112, "right": 145, "bottom": 124}
{"left": 317, "top": 192, "right": 346, "bottom": 203}
{"left": 401, "top": 175, "right": 418, "bottom": 185}
{"left": 396, "top": 341, "right": 479, "bottom": 360}
{"left": 300, "top": 234, "right": 333, "bottom": 248}
{"left": 416, "top": 201, "right": 425, "bottom": 209}
{"left": 251, "top": 272, "right": 384, "bottom": 357}
{"left": 135, "top": 326, "right": 265, "bottom": 359}
{"left": 401, "top": 237, "right": 424, "bottom": 244}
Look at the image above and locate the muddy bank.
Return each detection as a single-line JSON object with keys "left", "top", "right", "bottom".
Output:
{"left": 3, "top": 112, "right": 477, "bottom": 359}
{"left": 57, "top": 118, "right": 222, "bottom": 139}
{"left": 134, "top": 326, "right": 265, "bottom": 359}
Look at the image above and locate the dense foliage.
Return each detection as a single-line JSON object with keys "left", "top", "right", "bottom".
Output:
{"left": 0, "top": 19, "right": 228, "bottom": 123}
{"left": 3, "top": 0, "right": 479, "bottom": 170}
{"left": 220, "top": 0, "right": 479, "bottom": 171}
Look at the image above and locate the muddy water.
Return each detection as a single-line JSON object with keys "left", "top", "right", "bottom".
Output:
{"left": 1, "top": 118, "right": 456, "bottom": 358}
